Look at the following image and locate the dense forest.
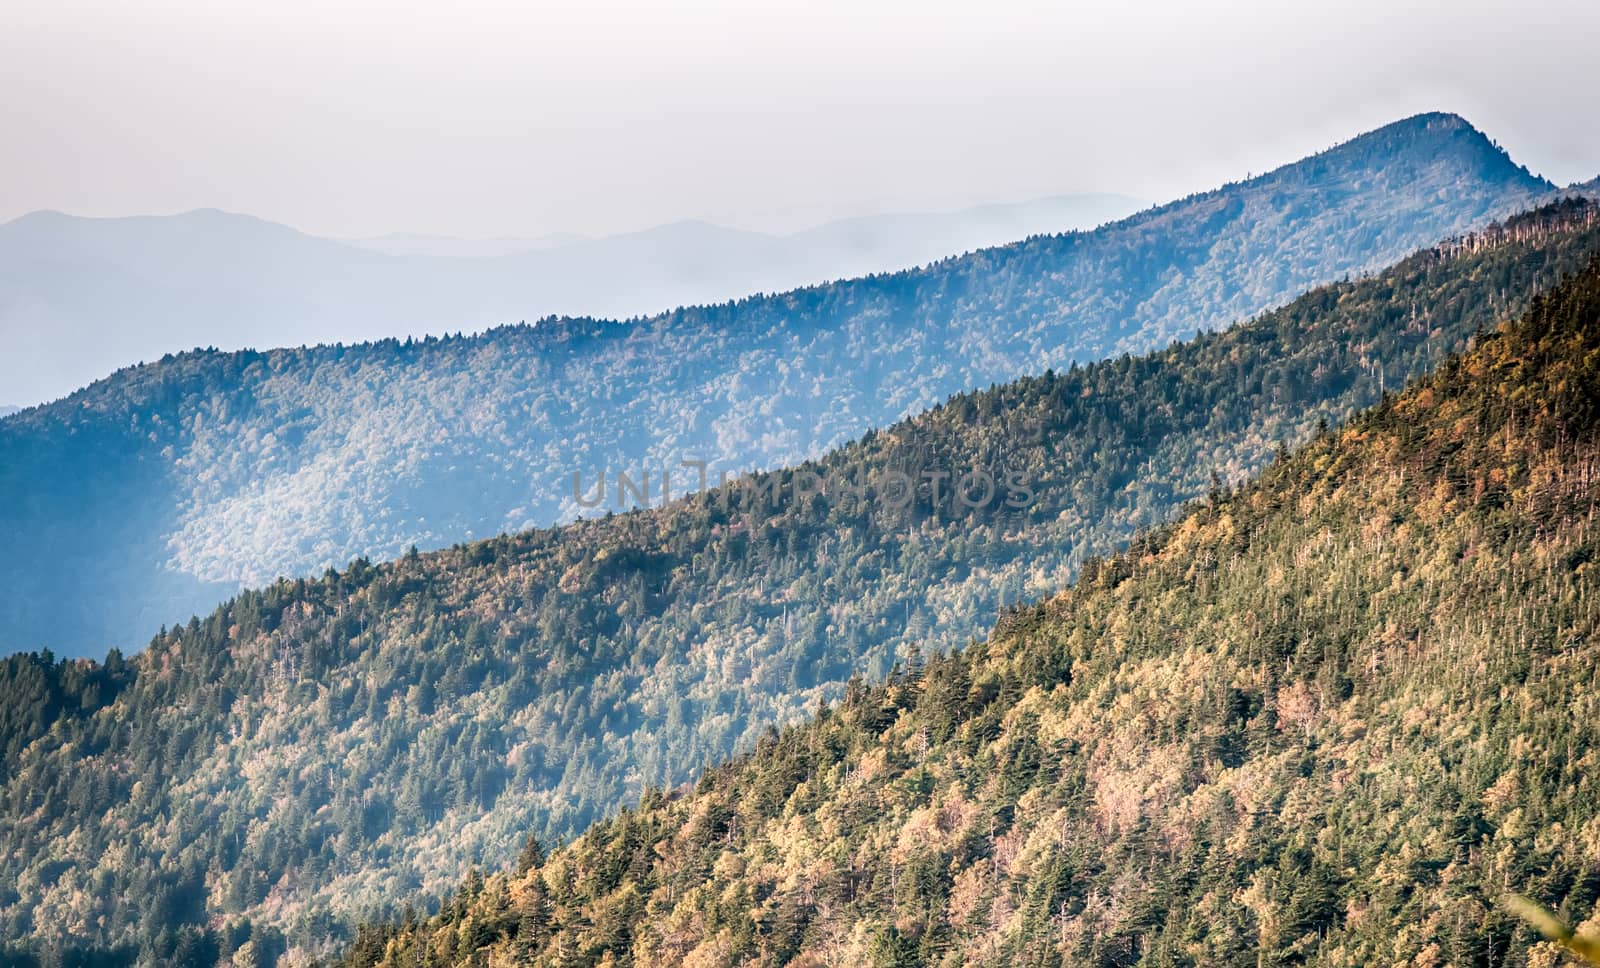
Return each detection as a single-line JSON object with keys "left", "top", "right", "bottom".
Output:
{"left": 333, "top": 245, "right": 1600, "bottom": 968}
{"left": 1, "top": 201, "right": 1596, "bottom": 966}
{"left": 0, "top": 113, "right": 1559, "bottom": 658}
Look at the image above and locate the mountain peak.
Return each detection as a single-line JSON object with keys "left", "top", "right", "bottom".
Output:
{"left": 1397, "top": 108, "right": 1471, "bottom": 126}
{"left": 1326, "top": 110, "right": 1480, "bottom": 154}
{"left": 1355, "top": 110, "right": 1478, "bottom": 140}
{"left": 1240, "top": 110, "right": 1556, "bottom": 200}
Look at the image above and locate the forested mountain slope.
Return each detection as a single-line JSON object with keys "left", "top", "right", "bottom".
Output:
{"left": 1, "top": 201, "right": 1596, "bottom": 966}
{"left": 340, "top": 237, "right": 1600, "bottom": 968}
{"left": 0, "top": 112, "right": 1555, "bottom": 658}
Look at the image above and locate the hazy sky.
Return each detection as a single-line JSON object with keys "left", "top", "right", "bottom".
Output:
{"left": 3, "top": 0, "right": 1598, "bottom": 239}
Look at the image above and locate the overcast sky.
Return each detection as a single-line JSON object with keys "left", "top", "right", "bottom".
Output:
{"left": 3, "top": 0, "right": 1598, "bottom": 239}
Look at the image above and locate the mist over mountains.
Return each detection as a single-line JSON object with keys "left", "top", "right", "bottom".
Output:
{"left": 0, "top": 194, "right": 1144, "bottom": 411}
{"left": 8, "top": 0, "right": 1600, "bottom": 963}
{"left": 0, "top": 113, "right": 1565, "bottom": 660}
{"left": 1, "top": 100, "right": 1599, "bottom": 967}
{"left": 5, "top": 195, "right": 1596, "bottom": 964}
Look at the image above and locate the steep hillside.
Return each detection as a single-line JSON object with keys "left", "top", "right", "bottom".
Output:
{"left": 1, "top": 202, "right": 1595, "bottom": 965}
{"left": 0, "top": 113, "right": 1555, "bottom": 658}
{"left": 339, "top": 243, "right": 1600, "bottom": 968}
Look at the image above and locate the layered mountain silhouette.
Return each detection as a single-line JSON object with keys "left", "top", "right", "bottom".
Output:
{"left": 2, "top": 198, "right": 1595, "bottom": 963}
{"left": 0, "top": 113, "right": 1562, "bottom": 660}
